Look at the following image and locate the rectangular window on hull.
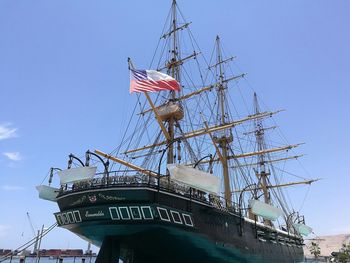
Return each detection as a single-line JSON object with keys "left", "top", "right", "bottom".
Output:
{"left": 61, "top": 213, "right": 68, "bottom": 225}
{"left": 141, "top": 206, "right": 153, "bottom": 220}
{"left": 67, "top": 212, "right": 74, "bottom": 223}
{"left": 170, "top": 211, "right": 182, "bottom": 224}
{"left": 119, "top": 207, "right": 131, "bottom": 220}
{"left": 73, "top": 211, "right": 82, "bottom": 222}
{"left": 109, "top": 207, "right": 120, "bottom": 220}
{"left": 157, "top": 207, "right": 171, "bottom": 222}
{"left": 182, "top": 214, "right": 193, "bottom": 227}
{"left": 56, "top": 214, "right": 62, "bottom": 225}
{"left": 130, "top": 206, "right": 142, "bottom": 220}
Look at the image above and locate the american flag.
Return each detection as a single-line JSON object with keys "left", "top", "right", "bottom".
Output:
{"left": 130, "top": 69, "right": 180, "bottom": 93}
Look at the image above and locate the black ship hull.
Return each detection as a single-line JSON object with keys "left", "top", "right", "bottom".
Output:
{"left": 54, "top": 183, "right": 304, "bottom": 263}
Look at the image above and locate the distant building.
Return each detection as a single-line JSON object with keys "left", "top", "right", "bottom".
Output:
{"left": 39, "top": 249, "right": 84, "bottom": 257}
{"left": 0, "top": 249, "right": 12, "bottom": 256}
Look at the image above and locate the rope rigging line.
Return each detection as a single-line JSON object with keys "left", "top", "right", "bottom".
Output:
{"left": 228, "top": 147, "right": 256, "bottom": 192}
{"left": 140, "top": 130, "right": 163, "bottom": 170}
{"left": 298, "top": 185, "right": 311, "bottom": 213}
{"left": 109, "top": 93, "right": 141, "bottom": 158}
{"left": 39, "top": 170, "right": 51, "bottom": 185}
{"left": 272, "top": 165, "right": 308, "bottom": 181}
{"left": 229, "top": 59, "right": 312, "bottom": 182}
{"left": 0, "top": 222, "right": 57, "bottom": 262}
{"left": 149, "top": 3, "right": 172, "bottom": 69}
{"left": 175, "top": 120, "right": 200, "bottom": 166}
{"left": 267, "top": 175, "right": 292, "bottom": 217}
{"left": 216, "top": 40, "right": 312, "bottom": 219}
{"left": 265, "top": 149, "right": 295, "bottom": 213}
{"left": 177, "top": 90, "right": 205, "bottom": 159}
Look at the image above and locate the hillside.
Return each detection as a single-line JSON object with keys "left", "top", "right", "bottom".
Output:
{"left": 304, "top": 234, "right": 350, "bottom": 257}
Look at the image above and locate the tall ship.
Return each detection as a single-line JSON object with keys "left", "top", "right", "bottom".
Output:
{"left": 37, "top": 1, "right": 317, "bottom": 262}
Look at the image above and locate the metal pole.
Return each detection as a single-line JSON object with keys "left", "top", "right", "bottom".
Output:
{"left": 157, "top": 140, "right": 179, "bottom": 189}
{"left": 36, "top": 225, "right": 45, "bottom": 263}
{"left": 85, "top": 150, "right": 109, "bottom": 184}
{"left": 68, "top": 154, "right": 85, "bottom": 168}
{"left": 193, "top": 154, "right": 212, "bottom": 169}
{"left": 238, "top": 183, "right": 257, "bottom": 236}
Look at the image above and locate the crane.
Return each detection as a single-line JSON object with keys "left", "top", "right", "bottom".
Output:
{"left": 26, "top": 212, "right": 40, "bottom": 255}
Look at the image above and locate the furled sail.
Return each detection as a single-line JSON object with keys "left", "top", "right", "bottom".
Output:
{"left": 293, "top": 223, "right": 313, "bottom": 236}
{"left": 58, "top": 166, "right": 97, "bottom": 185}
{"left": 167, "top": 164, "right": 220, "bottom": 194}
{"left": 249, "top": 199, "right": 283, "bottom": 221}
{"left": 36, "top": 185, "right": 59, "bottom": 202}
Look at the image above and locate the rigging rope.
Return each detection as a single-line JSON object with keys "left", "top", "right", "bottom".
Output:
{"left": 0, "top": 222, "right": 57, "bottom": 262}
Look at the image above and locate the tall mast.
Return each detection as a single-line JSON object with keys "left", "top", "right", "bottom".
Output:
{"left": 215, "top": 36, "right": 232, "bottom": 207}
{"left": 166, "top": 0, "right": 179, "bottom": 165}
{"left": 253, "top": 92, "right": 272, "bottom": 225}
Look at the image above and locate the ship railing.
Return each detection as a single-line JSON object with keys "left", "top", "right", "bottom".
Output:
{"left": 62, "top": 173, "right": 209, "bottom": 204}
{"left": 60, "top": 172, "right": 239, "bottom": 211}
{"left": 158, "top": 176, "right": 239, "bottom": 212}
{"left": 64, "top": 171, "right": 153, "bottom": 192}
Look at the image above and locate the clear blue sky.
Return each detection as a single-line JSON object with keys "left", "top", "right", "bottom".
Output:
{"left": 0, "top": 0, "right": 349, "bottom": 251}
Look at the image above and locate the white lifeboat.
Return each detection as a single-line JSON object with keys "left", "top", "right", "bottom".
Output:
{"left": 293, "top": 223, "right": 313, "bottom": 236}
{"left": 58, "top": 166, "right": 97, "bottom": 185}
{"left": 249, "top": 199, "right": 283, "bottom": 221}
{"left": 36, "top": 185, "right": 59, "bottom": 202}
{"left": 167, "top": 164, "right": 220, "bottom": 194}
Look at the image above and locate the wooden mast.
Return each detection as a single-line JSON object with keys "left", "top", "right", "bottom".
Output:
{"left": 215, "top": 36, "right": 232, "bottom": 207}
{"left": 254, "top": 93, "right": 270, "bottom": 199}
{"left": 166, "top": 0, "right": 179, "bottom": 165}
{"left": 144, "top": 92, "right": 171, "bottom": 141}
{"left": 253, "top": 92, "right": 272, "bottom": 225}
